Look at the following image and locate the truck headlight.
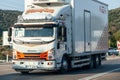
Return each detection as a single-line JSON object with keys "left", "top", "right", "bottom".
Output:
{"left": 48, "top": 49, "right": 55, "bottom": 60}
{"left": 39, "top": 49, "right": 55, "bottom": 60}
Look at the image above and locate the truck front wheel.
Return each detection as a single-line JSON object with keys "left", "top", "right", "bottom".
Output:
{"left": 60, "top": 56, "right": 69, "bottom": 73}
{"left": 21, "top": 71, "right": 29, "bottom": 74}
{"left": 15, "top": 69, "right": 30, "bottom": 74}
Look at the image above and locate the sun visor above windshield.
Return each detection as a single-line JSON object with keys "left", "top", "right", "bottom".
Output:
{"left": 14, "top": 22, "right": 58, "bottom": 28}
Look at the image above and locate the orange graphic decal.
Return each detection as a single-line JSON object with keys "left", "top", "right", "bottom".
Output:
{"left": 26, "top": 8, "right": 54, "bottom": 14}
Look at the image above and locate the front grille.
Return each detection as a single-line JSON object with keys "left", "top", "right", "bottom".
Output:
{"left": 24, "top": 56, "right": 40, "bottom": 59}
{"left": 18, "top": 53, "right": 41, "bottom": 60}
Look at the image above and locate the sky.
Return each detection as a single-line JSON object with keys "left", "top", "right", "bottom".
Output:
{"left": 100, "top": 0, "right": 120, "bottom": 9}
{"left": 0, "top": 0, "right": 120, "bottom": 11}
{"left": 0, "top": 0, "right": 24, "bottom": 11}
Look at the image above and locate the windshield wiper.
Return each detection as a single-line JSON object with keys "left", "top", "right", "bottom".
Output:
{"left": 28, "top": 39, "right": 55, "bottom": 44}
{"left": 41, "top": 39, "right": 55, "bottom": 44}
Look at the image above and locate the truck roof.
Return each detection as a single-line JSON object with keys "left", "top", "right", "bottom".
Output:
{"left": 92, "top": 0, "right": 108, "bottom": 6}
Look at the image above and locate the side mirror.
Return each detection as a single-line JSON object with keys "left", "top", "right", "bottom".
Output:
{"left": 8, "top": 28, "right": 12, "bottom": 42}
{"left": 8, "top": 28, "right": 12, "bottom": 36}
{"left": 57, "top": 27, "right": 67, "bottom": 41}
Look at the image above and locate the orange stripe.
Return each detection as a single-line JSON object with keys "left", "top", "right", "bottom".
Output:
{"left": 26, "top": 8, "right": 54, "bottom": 14}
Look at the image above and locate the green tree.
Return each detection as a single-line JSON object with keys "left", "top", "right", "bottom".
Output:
{"left": 114, "top": 30, "right": 120, "bottom": 41}
{"left": 109, "top": 35, "right": 116, "bottom": 48}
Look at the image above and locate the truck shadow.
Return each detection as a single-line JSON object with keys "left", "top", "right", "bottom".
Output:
{"left": 0, "top": 64, "right": 120, "bottom": 80}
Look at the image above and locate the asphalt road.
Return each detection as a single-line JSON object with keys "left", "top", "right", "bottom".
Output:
{"left": 0, "top": 58, "right": 120, "bottom": 80}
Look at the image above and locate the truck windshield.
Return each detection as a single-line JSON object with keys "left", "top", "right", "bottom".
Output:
{"left": 14, "top": 27, "right": 54, "bottom": 37}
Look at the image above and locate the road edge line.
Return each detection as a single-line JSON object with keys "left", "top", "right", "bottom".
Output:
{"left": 78, "top": 68, "right": 120, "bottom": 80}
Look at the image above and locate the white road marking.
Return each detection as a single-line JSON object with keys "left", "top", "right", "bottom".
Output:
{"left": 0, "top": 69, "right": 12, "bottom": 72}
{"left": 78, "top": 68, "right": 120, "bottom": 80}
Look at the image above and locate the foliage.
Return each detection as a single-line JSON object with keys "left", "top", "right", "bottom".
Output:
{"left": 0, "top": 9, "right": 22, "bottom": 37}
{"left": 109, "top": 35, "right": 116, "bottom": 48}
{"left": 109, "top": 8, "right": 120, "bottom": 48}
{"left": 0, "top": 9, "right": 21, "bottom": 59}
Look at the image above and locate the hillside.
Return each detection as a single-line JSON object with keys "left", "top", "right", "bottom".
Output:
{"left": 0, "top": 10, "right": 22, "bottom": 59}
{"left": 109, "top": 8, "right": 120, "bottom": 47}
{"left": 0, "top": 10, "right": 22, "bottom": 37}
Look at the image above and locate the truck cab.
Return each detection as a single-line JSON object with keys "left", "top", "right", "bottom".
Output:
{"left": 9, "top": 0, "right": 72, "bottom": 73}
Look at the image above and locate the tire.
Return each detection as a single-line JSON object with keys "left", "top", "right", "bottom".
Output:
{"left": 94, "top": 54, "right": 101, "bottom": 68}
{"left": 15, "top": 69, "right": 30, "bottom": 74}
{"left": 60, "top": 56, "right": 69, "bottom": 73}
{"left": 21, "top": 71, "right": 29, "bottom": 74}
{"left": 89, "top": 55, "right": 94, "bottom": 68}
{"left": 98, "top": 54, "right": 101, "bottom": 66}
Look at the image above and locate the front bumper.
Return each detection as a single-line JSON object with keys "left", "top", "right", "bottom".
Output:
{"left": 12, "top": 60, "right": 56, "bottom": 70}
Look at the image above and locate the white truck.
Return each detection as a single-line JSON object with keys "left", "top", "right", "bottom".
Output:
{"left": 8, "top": 0, "right": 108, "bottom": 74}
